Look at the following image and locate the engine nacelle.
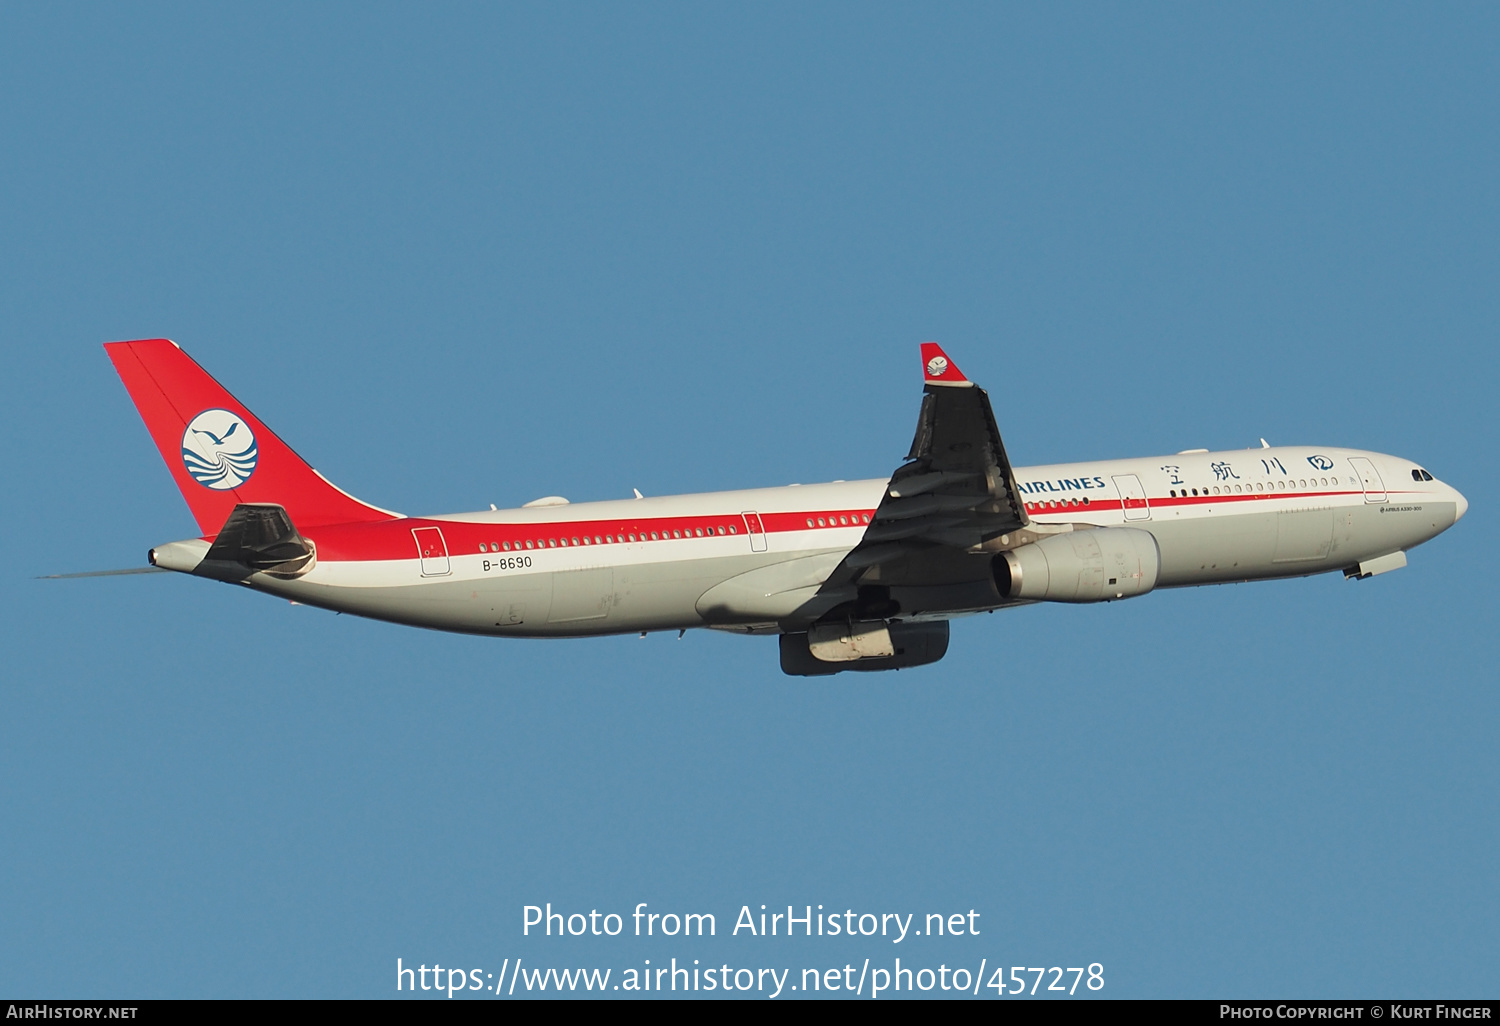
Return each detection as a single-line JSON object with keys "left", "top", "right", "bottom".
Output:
{"left": 779, "top": 620, "right": 950, "bottom": 676}
{"left": 993, "top": 527, "right": 1160, "bottom": 603}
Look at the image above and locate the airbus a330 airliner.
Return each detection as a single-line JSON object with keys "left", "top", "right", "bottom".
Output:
{"left": 93, "top": 339, "right": 1465, "bottom": 674}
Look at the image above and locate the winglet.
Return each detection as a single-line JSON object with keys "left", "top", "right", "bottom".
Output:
{"left": 920, "top": 342, "right": 971, "bottom": 387}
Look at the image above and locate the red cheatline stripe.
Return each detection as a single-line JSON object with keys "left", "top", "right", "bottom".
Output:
{"left": 297, "top": 509, "right": 880, "bottom": 562}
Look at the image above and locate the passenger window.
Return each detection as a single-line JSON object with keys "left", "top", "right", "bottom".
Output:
{"left": 806, "top": 518, "right": 814, "bottom": 528}
{"left": 728, "top": 526, "right": 735, "bottom": 534}
{"left": 1082, "top": 497, "right": 1090, "bottom": 505}
{"left": 478, "top": 543, "right": 487, "bottom": 553}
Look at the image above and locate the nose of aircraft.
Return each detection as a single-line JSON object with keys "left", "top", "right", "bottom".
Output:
{"left": 1453, "top": 487, "right": 1468, "bottom": 522}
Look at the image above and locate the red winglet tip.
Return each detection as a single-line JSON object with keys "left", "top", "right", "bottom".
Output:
{"left": 920, "top": 342, "right": 968, "bottom": 385}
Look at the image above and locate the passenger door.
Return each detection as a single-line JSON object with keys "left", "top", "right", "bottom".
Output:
{"left": 412, "top": 526, "right": 451, "bottom": 576}
{"left": 1347, "top": 457, "right": 1387, "bottom": 503}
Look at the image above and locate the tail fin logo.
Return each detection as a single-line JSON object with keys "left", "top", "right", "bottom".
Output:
{"left": 181, "top": 409, "right": 258, "bottom": 490}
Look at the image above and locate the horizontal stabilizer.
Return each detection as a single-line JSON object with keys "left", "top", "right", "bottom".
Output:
{"left": 201, "top": 503, "right": 317, "bottom": 579}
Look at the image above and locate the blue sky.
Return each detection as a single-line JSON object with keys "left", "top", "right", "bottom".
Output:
{"left": 1, "top": 2, "right": 1495, "bottom": 998}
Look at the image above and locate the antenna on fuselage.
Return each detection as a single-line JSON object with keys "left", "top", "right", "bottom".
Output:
{"left": 1260, "top": 438, "right": 1271, "bottom": 448}
{"left": 633, "top": 488, "right": 644, "bottom": 499}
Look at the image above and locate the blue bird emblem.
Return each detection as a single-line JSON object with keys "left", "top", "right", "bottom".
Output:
{"left": 181, "top": 409, "right": 258, "bottom": 489}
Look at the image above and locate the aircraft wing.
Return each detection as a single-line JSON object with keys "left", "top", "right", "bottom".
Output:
{"left": 837, "top": 343, "right": 1029, "bottom": 577}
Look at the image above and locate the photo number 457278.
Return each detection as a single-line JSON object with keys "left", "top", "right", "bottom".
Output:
{"left": 1000, "top": 964, "right": 1104, "bottom": 995}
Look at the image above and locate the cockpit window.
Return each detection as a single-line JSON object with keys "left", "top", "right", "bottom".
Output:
{"left": 1413, "top": 468, "right": 1435, "bottom": 482}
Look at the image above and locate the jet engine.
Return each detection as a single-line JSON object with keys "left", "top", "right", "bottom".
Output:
{"left": 993, "top": 527, "right": 1159, "bottom": 603}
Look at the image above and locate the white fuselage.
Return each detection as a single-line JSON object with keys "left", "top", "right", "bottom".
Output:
{"left": 215, "top": 445, "right": 1464, "bottom": 637}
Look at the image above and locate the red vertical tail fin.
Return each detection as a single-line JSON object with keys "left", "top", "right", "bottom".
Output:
{"left": 105, "top": 339, "right": 399, "bottom": 535}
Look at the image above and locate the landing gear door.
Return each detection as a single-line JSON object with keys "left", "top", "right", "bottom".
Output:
{"left": 1113, "top": 474, "right": 1152, "bottom": 521}
{"left": 1347, "top": 457, "right": 1387, "bottom": 503}
{"left": 412, "top": 526, "right": 451, "bottom": 576}
{"left": 742, "top": 511, "right": 768, "bottom": 552}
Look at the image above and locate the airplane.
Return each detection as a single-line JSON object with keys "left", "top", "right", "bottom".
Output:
{"left": 91, "top": 338, "right": 1466, "bottom": 675}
